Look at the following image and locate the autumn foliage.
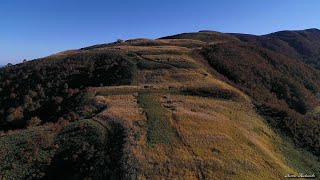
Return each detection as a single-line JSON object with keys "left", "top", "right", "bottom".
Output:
{"left": 202, "top": 42, "right": 320, "bottom": 155}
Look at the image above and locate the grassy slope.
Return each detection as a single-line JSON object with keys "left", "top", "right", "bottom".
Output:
{"left": 0, "top": 36, "right": 319, "bottom": 179}
{"left": 90, "top": 39, "right": 319, "bottom": 179}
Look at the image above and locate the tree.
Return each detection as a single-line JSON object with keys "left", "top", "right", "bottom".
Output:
{"left": 6, "top": 107, "right": 24, "bottom": 122}
{"left": 23, "top": 95, "right": 33, "bottom": 109}
{"left": 64, "top": 83, "right": 69, "bottom": 89}
{"left": 116, "top": 39, "right": 124, "bottom": 43}
{"left": 27, "top": 116, "right": 42, "bottom": 127}
{"left": 65, "top": 112, "right": 80, "bottom": 122}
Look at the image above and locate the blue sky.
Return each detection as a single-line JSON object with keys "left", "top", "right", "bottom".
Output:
{"left": 0, "top": 0, "right": 319, "bottom": 64}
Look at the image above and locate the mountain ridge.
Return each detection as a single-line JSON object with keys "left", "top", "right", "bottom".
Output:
{"left": 231, "top": 28, "right": 320, "bottom": 69}
{"left": 0, "top": 28, "right": 319, "bottom": 179}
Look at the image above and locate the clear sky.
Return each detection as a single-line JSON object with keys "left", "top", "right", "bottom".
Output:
{"left": 1, "top": 0, "right": 319, "bottom": 64}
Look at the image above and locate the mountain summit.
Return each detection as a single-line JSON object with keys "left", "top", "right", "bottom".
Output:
{"left": 0, "top": 29, "right": 319, "bottom": 179}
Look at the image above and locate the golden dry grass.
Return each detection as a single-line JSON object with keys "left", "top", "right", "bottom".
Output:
{"left": 86, "top": 39, "right": 318, "bottom": 179}
{"left": 92, "top": 91, "right": 308, "bottom": 179}
{"left": 96, "top": 45, "right": 190, "bottom": 55}
{"left": 122, "top": 38, "right": 206, "bottom": 48}
{"left": 142, "top": 54, "right": 197, "bottom": 64}
{"left": 165, "top": 95, "right": 295, "bottom": 179}
{"left": 47, "top": 50, "right": 80, "bottom": 58}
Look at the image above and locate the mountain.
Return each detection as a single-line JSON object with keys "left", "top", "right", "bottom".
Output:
{"left": 232, "top": 28, "right": 320, "bottom": 69}
{"left": 0, "top": 30, "right": 319, "bottom": 179}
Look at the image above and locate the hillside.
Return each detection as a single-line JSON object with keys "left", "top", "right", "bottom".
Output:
{"left": 0, "top": 31, "right": 319, "bottom": 179}
{"left": 202, "top": 41, "right": 320, "bottom": 154}
{"left": 166, "top": 30, "right": 320, "bottom": 154}
{"left": 232, "top": 28, "right": 320, "bottom": 69}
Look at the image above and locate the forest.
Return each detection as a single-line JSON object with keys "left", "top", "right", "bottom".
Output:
{"left": 0, "top": 50, "right": 136, "bottom": 131}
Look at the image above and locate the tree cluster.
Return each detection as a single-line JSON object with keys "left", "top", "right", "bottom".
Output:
{"left": 0, "top": 51, "right": 135, "bottom": 130}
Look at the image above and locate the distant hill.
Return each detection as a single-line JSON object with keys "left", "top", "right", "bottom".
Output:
{"left": 0, "top": 29, "right": 320, "bottom": 179}
{"left": 232, "top": 28, "right": 320, "bottom": 69}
